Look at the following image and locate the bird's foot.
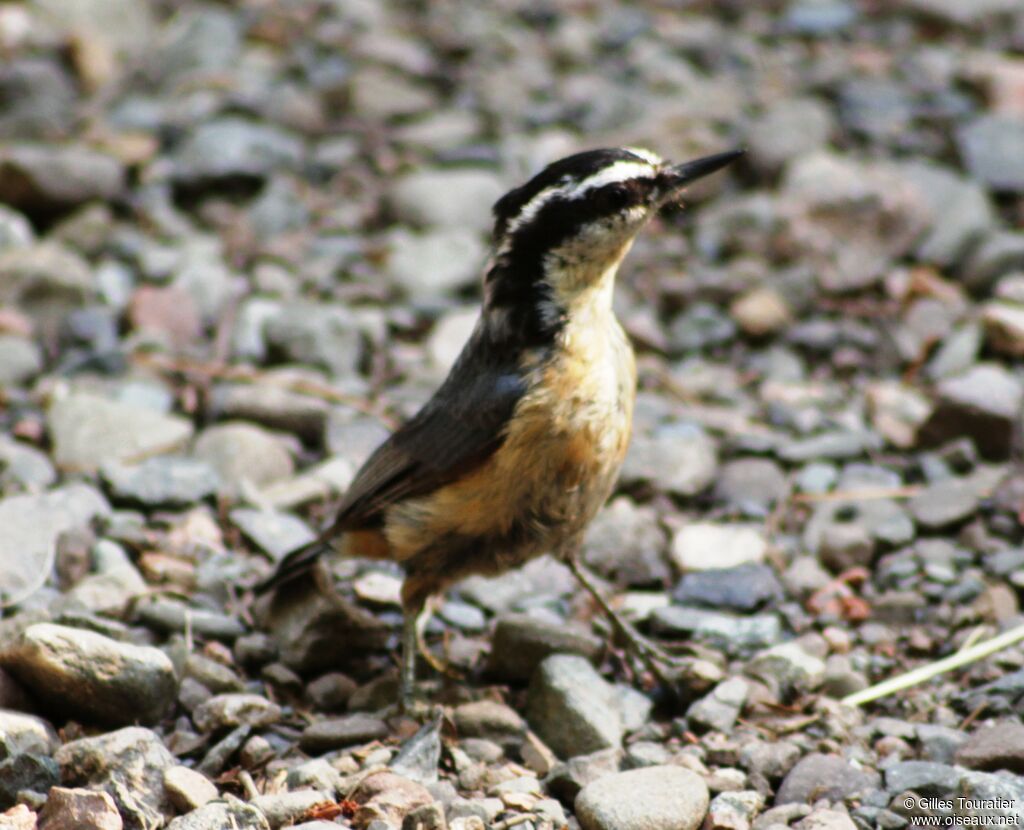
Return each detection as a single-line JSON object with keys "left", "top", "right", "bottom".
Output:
{"left": 415, "top": 632, "right": 465, "bottom": 680}
{"left": 394, "top": 692, "right": 442, "bottom": 723}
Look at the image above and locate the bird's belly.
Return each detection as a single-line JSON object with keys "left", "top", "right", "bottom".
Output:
{"left": 386, "top": 331, "right": 636, "bottom": 567}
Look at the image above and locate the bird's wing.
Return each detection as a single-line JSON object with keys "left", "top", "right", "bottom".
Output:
{"left": 329, "top": 337, "right": 528, "bottom": 532}
{"left": 255, "top": 325, "right": 530, "bottom": 595}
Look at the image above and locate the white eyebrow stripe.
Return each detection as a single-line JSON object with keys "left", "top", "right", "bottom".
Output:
{"left": 505, "top": 183, "right": 565, "bottom": 235}
{"left": 563, "top": 160, "right": 656, "bottom": 199}
{"left": 625, "top": 146, "right": 664, "bottom": 166}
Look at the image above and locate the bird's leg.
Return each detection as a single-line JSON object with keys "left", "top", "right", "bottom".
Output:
{"left": 399, "top": 603, "right": 423, "bottom": 714}
{"left": 565, "top": 553, "right": 678, "bottom": 686}
{"left": 414, "top": 597, "right": 464, "bottom": 679}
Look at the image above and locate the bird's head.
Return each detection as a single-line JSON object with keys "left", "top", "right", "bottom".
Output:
{"left": 484, "top": 147, "right": 742, "bottom": 342}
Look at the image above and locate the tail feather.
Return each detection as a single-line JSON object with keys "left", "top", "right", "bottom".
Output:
{"left": 254, "top": 537, "right": 330, "bottom": 594}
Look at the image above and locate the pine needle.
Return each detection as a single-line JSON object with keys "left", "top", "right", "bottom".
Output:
{"left": 841, "top": 622, "right": 1024, "bottom": 707}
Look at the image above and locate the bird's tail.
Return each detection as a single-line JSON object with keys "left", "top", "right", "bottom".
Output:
{"left": 253, "top": 535, "right": 331, "bottom": 594}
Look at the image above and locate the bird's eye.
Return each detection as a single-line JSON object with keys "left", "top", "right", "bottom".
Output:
{"left": 600, "top": 184, "right": 630, "bottom": 211}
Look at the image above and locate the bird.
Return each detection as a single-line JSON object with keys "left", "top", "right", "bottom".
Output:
{"left": 256, "top": 146, "right": 743, "bottom": 710}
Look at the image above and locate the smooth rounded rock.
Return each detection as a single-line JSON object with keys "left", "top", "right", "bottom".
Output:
{"left": 0, "top": 623, "right": 176, "bottom": 725}
{"left": 575, "top": 766, "right": 710, "bottom": 830}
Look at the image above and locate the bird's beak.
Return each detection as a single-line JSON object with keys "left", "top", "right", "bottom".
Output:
{"left": 657, "top": 149, "right": 744, "bottom": 201}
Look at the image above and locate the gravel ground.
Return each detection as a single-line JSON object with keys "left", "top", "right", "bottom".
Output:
{"left": 1, "top": 0, "right": 1024, "bottom": 829}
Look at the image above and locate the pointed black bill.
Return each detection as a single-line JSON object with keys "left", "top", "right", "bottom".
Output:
{"left": 658, "top": 149, "right": 744, "bottom": 198}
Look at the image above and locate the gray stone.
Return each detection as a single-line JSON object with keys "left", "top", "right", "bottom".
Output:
{"left": 805, "top": 499, "right": 914, "bottom": 558}
{"left": 778, "top": 431, "right": 878, "bottom": 463}
{"left": 546, "top": 748, "right": 622, "bottom": 804}
{"left": 391, "top": 716, "right": 443, "bottom": 785}
{"left": 64, "top": 538, "right": 147, "bottom": 615}
{"left": 958, "top": 115, "right": 1024, "bottom": 193}
{"left": 794, "top": 810, "right": 858, "bottom": 830}
{"left": 101, "top": 457, "right": 219, "bottom": 508}
{"left": 257, "top": 588, "right": 387, "bottom": 675}
{"left": 822, "top": 655, "right": 868, "bottom": 699}
{"left": 348, "top": 66, "right": 435, "bottom": 121}
{"left": 673, "top": 563, "right": 783, "bottom": 612}
{"left": 714, "top": 458, "right": 789, "bottom": 516}
{"left": 527, "top": 654, "right": 623, "bottom": 759}
{"left": 0, "top": 144, "right": 125, "bottom": 216}
{"left": 796, "top": 462, "right": 839, "bottom": 494}
{"left": 956, "top": 771, "right": 1024, "bottom": 822}
{"left": 386, "top": 228, "right": 485, "bottom": 302}
{"left": 210, "top": 379, "right": 331, "bottom": 444}
{"left": 898, "top": 0, "right": 1020, "bottom": 23}
{"left": 306, "top": 672, "right": 356, "bottom": 711}
{"left": 250, "top": 791, "right": 330, "bottom": 827}
{"left": 650, "top": 607, "right": 782, "bottom": 653}
{"left": 0, "top": 623, "right": 176, "bottom": 726}
{"left": 908, "top": 478, "right": 980, "bottom": 530}
{"left": 575, "top": 766, "right": 709, "bottom": 830}
{"left": 739, "top": 740, "right": 802, "bottom": 783}
{"left": 0, "top": 484, "right": 110, "bottom": 607}
{"left": 191, "top": 693, "right": 281, "bottom": 734}
{"left": 916, "top": 724, "right": 968, "bottom": 765}
{"left": 582, "top": 498, "right": 670, "bottom": 587}
{"left": 0, "top": 436, "right": 55, "bottom": 491}
{"left": 707, "top": 791, "right": 765, "bottom": 830}
{"left": 0, "top": 710, "right": 58, "bottom": 758}
{"left": 919, "top": 363, "right": 1023, "bottom": 459}
{"left": 776, "top": 753, "right": 880, "bottom": 804}
{"left": 173, "top": 118, "right": 303, "bottom": 187}
{"left": 817, "top": 522, "right": 876, "bottom": 573}
{"left": 927, "top": 322, "right": 983, "bottom": 381}
{"left": 166, "top": 798, "right": 270, "bottom": 830}
{"left": 452, "top": 700, "right": 526, "bottom": 746}
{"left": 0, "top": 57, "right": 75, "bottom": 140}
{"left": 230, "top": 508, "right": 315, "bottom": 561}
{"left": 48, "top": 391, "right": 193, "bottom": 473}
{"left": 0, "top": 205, "right": 35, "bottom": 252}
{"left": 884, "top": 760, "right": 961, "bottom": 796}
{"left": 746, "top": 643, "right": 826, "bottom": 694}
{"left": 487, "top": 614, "right": 602, "bottom": 681}
{"left": 963, "top": 232, "right": 1024, "bottom": 294}
{"left": 687, "top": 676, "right": 749, "bottom": 733}
{"left": 56, "top": 727, "right": 176, "bottom": 830}
{"left": 299, "top": 713, "right": 388, "bottom": 753}
{"left": 782, "top": 153, "right": 926, "bottom": 294}
{"left": 0, "top": 752, "right": 59, "bottom": 810}
{"left": 150, "top": 6, "right": 241, "bottom": 86}
{"left": 838, "top": 78, "right": 913, "bottom": 141}
{"left": 746, "top": 98, "right": 833, "bottom": 173}
{"left": 193, "top": 422, "right": 294, "bottom": 499}
{"left": 286, "top": 759, "right": 345, "bottom": 797}
{"left": 955, "top": 721, "right": 1024, "bottom": 773}
{"left": 621, "top": 424, "right": 718, "bottom": 497}
{"left": 387, "top": 168, "right": 505, "bottom": 233}
{"left": 262, "top": 302, "right": 363, "bottom": 379}
{"left": 197, "top": 725, "right": 250, "bottom": 778}
{"left": 183, "top": 655, "right": 242, "bottom": 696}
{"left": 0, "top": 335, "right": 42, "bottom": 386}
{"left": 899, "top": 162, "right": 994, "bottom": 266}
{"left": 459, "top": 556, "right": 575, "bottom": 613}
{"left": 135, "top": 598, "right": 246, "bottom": 641}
